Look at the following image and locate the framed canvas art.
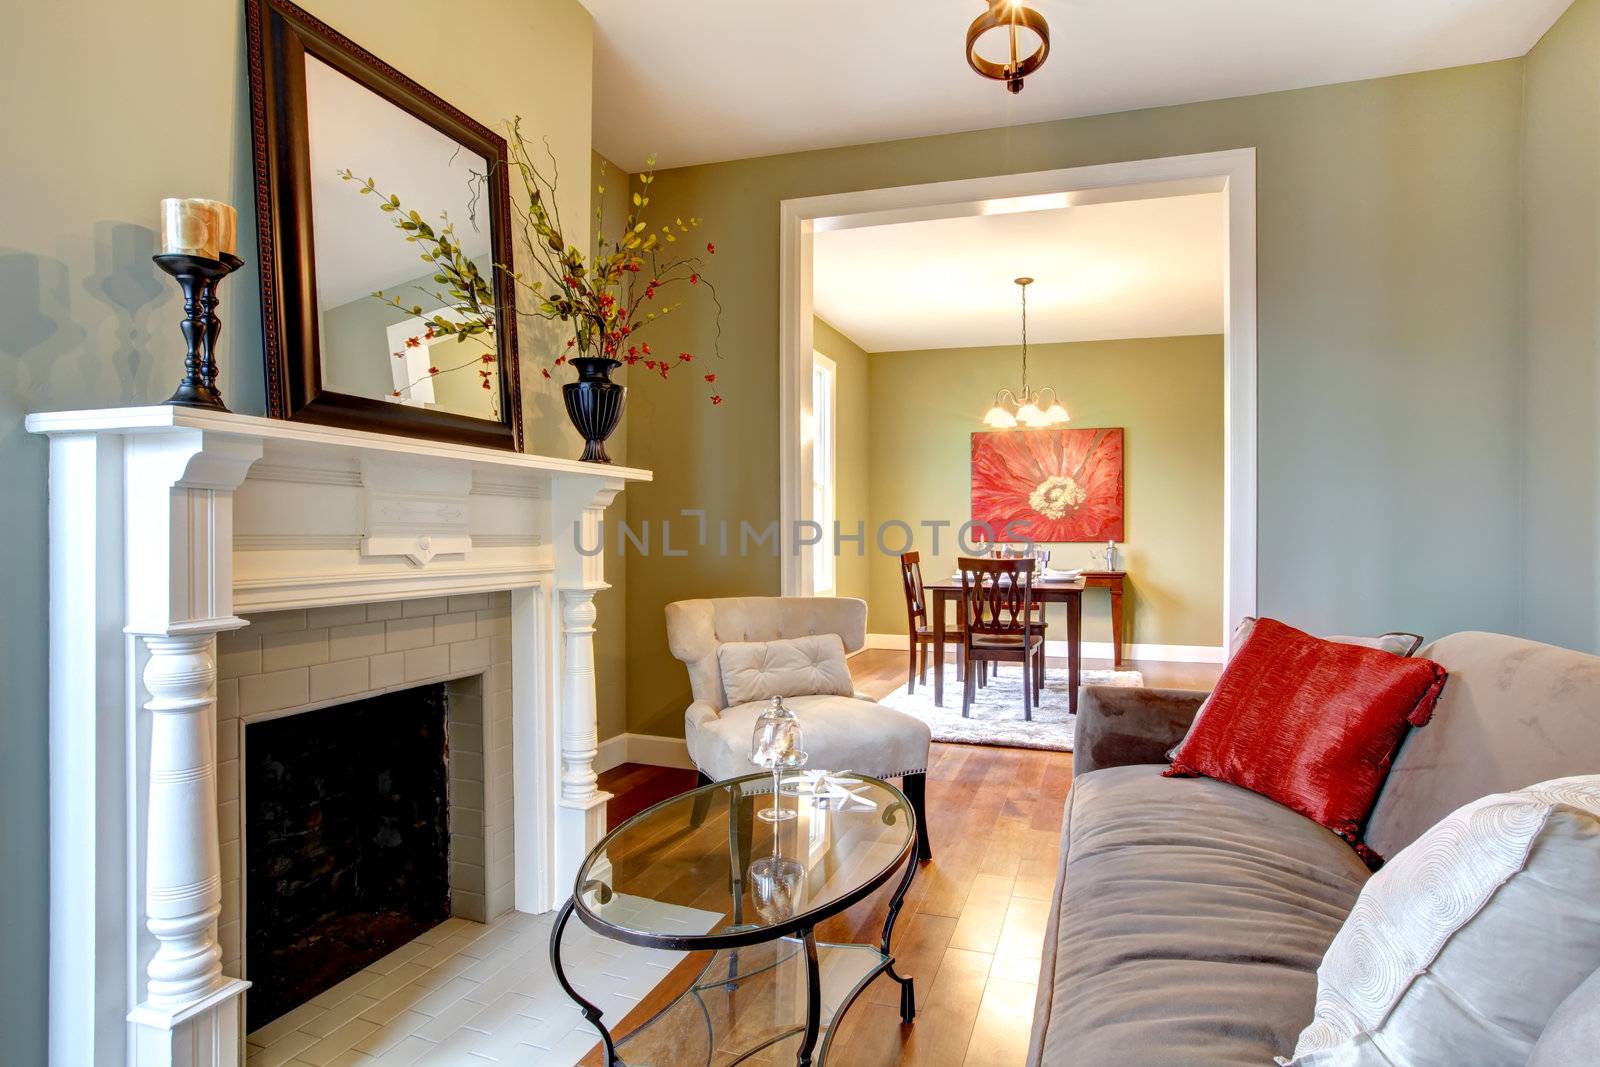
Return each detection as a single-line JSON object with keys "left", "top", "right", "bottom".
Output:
{"left": 971, "top": 427, "right": 1125, "bottom": 542}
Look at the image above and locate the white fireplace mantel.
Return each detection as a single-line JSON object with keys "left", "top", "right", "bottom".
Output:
{"left": 26, "top": 406, "right": 648, "bottom": 1067}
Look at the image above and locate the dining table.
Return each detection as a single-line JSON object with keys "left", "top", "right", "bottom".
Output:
{"left": 922, "top": 574, "right": 1085, "bottom": 713}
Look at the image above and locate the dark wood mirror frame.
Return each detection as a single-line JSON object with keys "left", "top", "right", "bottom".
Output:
{"left": 245, "top": 0, "right": 523, "bottom": 450}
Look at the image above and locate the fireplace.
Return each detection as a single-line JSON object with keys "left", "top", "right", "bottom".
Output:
{"left": 244, "top": 682, "right": 461, "bottom": 1029}
{"left": 29, "top": 405, "right": 643, "bottom": 1067}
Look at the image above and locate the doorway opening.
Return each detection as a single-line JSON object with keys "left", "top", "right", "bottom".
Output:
{"left": 779, "top": 149, "right": 1256, "bottom": 662}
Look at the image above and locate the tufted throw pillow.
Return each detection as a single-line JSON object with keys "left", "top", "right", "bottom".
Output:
{"left": 1279, "top": 776, "right": 1600, "bottom": 1067}
{"left": 717, "top": 633, "right": 854, "bottom": 707}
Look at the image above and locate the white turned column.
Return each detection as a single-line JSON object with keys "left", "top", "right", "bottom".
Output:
{"left": 115, "top": 425, "right": 259, "bottom": 1065}
{"left": 547, "top": 477, "right": 623, "bottom": 899}
{"left": 559, "top": 590, "right": 601, "bottom": 806}
{"left": 139, "top": 633, "right": 226, "bottom": 1008}
{"left": 551, "top": 586, "right": 610, "bottom": 896}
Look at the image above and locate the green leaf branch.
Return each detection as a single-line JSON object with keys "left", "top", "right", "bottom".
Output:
{"left": 340, "top": 116, "right": 726, "bottom": 404}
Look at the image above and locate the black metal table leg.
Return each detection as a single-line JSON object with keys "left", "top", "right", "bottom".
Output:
{"left": 550, "top": 897, "right": 622, "bottom": 1067}
{"left": 880, "top": 829, "right": 921, "bottom": 1023}
{"left": 796, "top": 927, "right": 822, "bottom": 1066}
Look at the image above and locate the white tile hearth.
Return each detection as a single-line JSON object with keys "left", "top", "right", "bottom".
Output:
{"left": 246, "top": 904, "right": 714, "bottom": 1067}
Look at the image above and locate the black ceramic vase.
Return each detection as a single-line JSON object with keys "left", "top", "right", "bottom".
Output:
{"left": 562, "top": 356, "right": 626, "bottom": 463}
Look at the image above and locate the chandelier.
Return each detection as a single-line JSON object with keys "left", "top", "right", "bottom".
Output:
{"left": 966, "top": 0, "right": 1051, "bottom": 95}
{"left": 983, "top": 277, "right": 1069, "bottom": 429}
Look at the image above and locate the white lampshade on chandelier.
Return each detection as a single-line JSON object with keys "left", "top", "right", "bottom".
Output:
{"left": 983, "top": 277, "right": 1070, "bottom": 429}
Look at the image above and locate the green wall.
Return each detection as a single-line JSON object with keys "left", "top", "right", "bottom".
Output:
{"left": 812, "top": 317, "right": 871, "bottom": 602}
{"left": 864, "top": 336, "right": 1224, "bottom": 648}
{"left": 1522, "top": 0, "right": 1600, "bottom": 653}
{"left": 0, "top": 3, "right": 597, "bottom": 1058}
{"left": 623, "top": 59, "right": 1527, "bottom": 739}
{"left": 593, "top": 150, "right": 632, "bottom": 742}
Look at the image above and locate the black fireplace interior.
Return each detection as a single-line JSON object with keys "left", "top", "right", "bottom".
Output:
{"left": 245, "top": 683, "right": 452, "bottom": 1030}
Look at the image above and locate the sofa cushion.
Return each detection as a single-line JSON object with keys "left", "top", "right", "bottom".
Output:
{"left": 1282, "top": 776, "right": 1600, "bottom": 1067}
{"left": 717, "top": 633, "right": 854, "bottom": 706}
{"left": 685, "top": 693, "right": 931, "bottom": 782}
{"left": 1528, "top": 965, "right": 1600, "bottom": 1067}
{"left": 1365, "top": 631, "right": 1600, "bottom": 858}
{"left": 1029, "top": 765, "right": 1371, "bottom": 1067}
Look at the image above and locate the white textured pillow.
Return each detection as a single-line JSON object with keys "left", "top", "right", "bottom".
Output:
{"left": 1228, "top": 616, "right": 1424, "bottom": 659}
{"left": 1280, "top": 775, "right": 1600, "bottom": 1067}
{"left": 717, "top": 634, "right": 854, "bottom": 706}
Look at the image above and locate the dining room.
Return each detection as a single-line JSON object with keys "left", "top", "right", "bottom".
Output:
{"left": 800, "top": 185, "right": 1230, "bottom": 751}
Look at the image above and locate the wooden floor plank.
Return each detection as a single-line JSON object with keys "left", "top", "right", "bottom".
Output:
{"left": 963, "top": 975, "right": 1039, "bottom": 1066}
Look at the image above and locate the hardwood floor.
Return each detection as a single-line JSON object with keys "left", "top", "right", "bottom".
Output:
{"left": 589, "top": 650, "right": 1219, "bottom": 1066}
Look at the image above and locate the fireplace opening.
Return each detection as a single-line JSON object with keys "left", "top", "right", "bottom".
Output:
{"left": 244, "top": 683, "right": 455, "bottom": 1030}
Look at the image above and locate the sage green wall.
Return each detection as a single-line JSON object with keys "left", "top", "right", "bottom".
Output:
{"left": 1522, "top": 0, "right": 1600, "bottom": 654}
{"left": 865, "top": 336, "right": 1224, "bottom": 648}
{"left": 593, "top": 150, "right": 632, "bottom": 741}
{"left": 623, "top": 60, "right": 1527, "bottom": 739}
{"left": 812, "top": 317, "right": 871, "bottom": 603}
{"left": 0, "top": 3, "right": 596, "bottom": 1058}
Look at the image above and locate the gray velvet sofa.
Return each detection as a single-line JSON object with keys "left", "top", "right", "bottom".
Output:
{"left": 1027, "top": 631, "right": 1600, "bottom": 1066}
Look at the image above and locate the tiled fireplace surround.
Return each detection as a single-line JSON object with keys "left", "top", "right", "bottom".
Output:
{"left": 27, "top": 407, "right": 647, "bottom": 1067}
{"left": 219, "top": 592, "right": 518, "bottom": 981}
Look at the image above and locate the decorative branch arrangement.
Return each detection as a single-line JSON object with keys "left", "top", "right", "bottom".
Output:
{"left": 341, "top": 117, "right": 724, "bottom": 405}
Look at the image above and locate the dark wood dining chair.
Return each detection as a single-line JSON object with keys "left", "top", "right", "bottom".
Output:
{"left": 955, "top": 556, "right": 1047, "bottom": 720}
{"left": 900, "top": 551, "right": 970, "bottom": 693}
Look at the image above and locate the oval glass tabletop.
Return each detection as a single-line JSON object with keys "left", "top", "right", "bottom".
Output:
{"left": 573, "top": 772, "right": 915, "bottom": 949}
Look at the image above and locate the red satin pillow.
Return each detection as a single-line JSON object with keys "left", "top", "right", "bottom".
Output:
{"left": 1166, "top": 617, "right": 1447, "bottom": 865}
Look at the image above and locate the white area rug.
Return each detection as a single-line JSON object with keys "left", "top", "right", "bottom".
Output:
{"left": 879, "top": 665, "right": 1144, "bottom": 752}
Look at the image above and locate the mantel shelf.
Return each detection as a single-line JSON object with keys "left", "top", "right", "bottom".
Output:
{"left": 25, "top": 405, "right": 652, "bottom": 483}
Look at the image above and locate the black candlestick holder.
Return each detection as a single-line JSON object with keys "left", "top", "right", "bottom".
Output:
{"left": 153, "top": 251, "right": 244, "bottom": 410}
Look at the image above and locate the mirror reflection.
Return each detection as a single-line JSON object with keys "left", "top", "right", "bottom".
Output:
{"left": 305, "top": 55, "right": 500, "bottom": 422}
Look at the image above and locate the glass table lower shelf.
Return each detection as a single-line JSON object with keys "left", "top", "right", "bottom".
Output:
{"left": 613, "top": 937, "right": 889, "bottom": 1067}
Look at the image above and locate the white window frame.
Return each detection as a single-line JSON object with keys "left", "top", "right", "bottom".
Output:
{"left": 810, "top": 351, "right": 838, "bottom": 596}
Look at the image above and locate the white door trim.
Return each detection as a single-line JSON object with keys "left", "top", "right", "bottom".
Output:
{"left": 778, "top": 147, "right": 1258, "bottom": 639}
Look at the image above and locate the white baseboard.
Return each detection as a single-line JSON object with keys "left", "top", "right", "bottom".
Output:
{"left": 595, "top": 732, "right": 695, "bottom": 773}
{"left": 865, "top": 632, "right": 1224, "bottom": 664}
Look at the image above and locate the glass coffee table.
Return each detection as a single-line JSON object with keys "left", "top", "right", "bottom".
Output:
{"left": 549, "top": 772, "right": 920, "bottom": 1066}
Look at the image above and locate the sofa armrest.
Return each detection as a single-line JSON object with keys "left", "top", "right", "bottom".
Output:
{"left": 1073, "top": 686, "right": 1210, "bottom": 777}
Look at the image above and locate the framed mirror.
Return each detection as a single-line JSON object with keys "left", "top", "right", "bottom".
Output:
{"left": 246, "top": 0, "right": 523, "bottom": 450}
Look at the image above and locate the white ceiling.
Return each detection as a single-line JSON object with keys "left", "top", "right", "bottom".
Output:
{"left": 583, "top": 0, "right": 1571, "bottom": 170}
{"left": 305, "top": 56, "right": 492, "bottom": 309}
{"left": 813, "top": 192, "right": 1224, "bottom": 353}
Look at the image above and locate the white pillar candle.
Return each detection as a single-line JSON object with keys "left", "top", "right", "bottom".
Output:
{"left": 159, "top": 198, "right": 237, "bottom": 259}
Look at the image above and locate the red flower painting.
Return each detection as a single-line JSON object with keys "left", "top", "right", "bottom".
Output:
{"left": 971, "top": 428, "right": 1125, "bottom": 542}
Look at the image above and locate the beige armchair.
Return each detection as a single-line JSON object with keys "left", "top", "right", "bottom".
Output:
{"left": 665, "top": 595, "right": 933, "bottom": 858}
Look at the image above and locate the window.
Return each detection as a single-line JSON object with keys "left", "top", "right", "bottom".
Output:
{"left": 811, "top": 352, "right": 837, "bottom": 596}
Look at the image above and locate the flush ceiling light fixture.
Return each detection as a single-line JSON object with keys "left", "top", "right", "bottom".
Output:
{"left": 966, "top": 0, "right": 1050, "bottom": 95}
{"left": 983, "top": 277, "right": 1070, "bottom": 429}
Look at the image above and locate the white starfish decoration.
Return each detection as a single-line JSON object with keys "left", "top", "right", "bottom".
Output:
{"left": 779, "top": 769, "right": 879, "bottom": 810}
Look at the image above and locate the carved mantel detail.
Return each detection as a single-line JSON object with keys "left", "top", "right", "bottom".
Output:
{"left": 26, "top": 406, "right": 646, "bottom": 1067}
